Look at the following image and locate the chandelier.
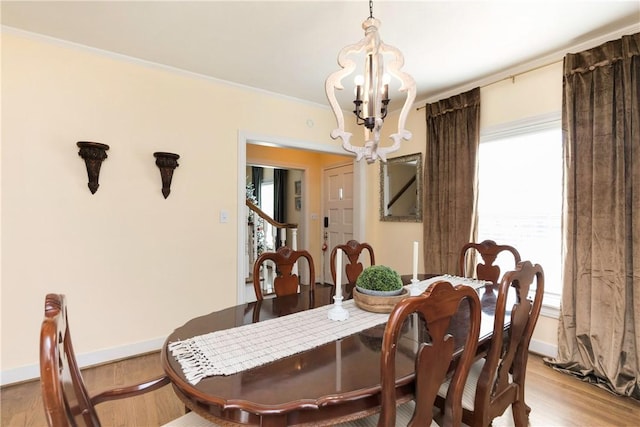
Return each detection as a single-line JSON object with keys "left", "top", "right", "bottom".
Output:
{"left": 325, "top": 0, "right": 416, "bottom": 163}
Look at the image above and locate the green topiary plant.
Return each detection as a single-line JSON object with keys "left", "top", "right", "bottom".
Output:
{"left": 356, "top": 265, "right": 403, "bottom": 292}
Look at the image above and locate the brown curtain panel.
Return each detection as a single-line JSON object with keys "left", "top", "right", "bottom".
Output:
{"left": 546, "top": 33, "right": 640, "bottom": 399}
{"left": 423, "top": 87, "right": 480, "bottom": 274}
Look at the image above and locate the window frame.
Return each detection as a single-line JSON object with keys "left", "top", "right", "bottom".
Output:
{"left": 479, "top": 111, "right": 562, "bottom": 318}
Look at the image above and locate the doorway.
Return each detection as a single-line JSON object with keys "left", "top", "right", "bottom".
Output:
{"left": 246, "top": 164, "right": 306, "bottom": 300}
{"left": 237, "top": 131, "right": 365, "bottom": 304}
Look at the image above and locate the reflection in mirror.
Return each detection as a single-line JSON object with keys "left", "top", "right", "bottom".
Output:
{"left": 380, "top": 153, "right": 422, "bottom": 222}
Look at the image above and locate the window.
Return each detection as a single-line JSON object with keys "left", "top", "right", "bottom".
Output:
{"left": 477, "top": 114, "right": 562, "bottom": 311}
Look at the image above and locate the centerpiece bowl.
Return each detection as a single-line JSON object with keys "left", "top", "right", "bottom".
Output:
{"left": 353, "top": 287, "right": 409, "bottom": 313}
{"left": 352, "top": 265, "right": 408, "bottom": 313}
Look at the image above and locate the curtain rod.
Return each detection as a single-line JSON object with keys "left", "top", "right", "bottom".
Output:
{"left": 415, "top": 60, "right": 560, "bottom": 111}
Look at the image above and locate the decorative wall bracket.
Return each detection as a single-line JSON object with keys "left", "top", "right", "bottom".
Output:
{"left": 77, "top": 141, "right": 109, "bottom": 194}
{"left": 153, "top": 152, "right": 180, "bottom": 198}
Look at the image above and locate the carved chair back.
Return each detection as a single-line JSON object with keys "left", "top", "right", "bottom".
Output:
{"left": 469, "top": 261, "right": 545, "bottom": 427}
{"left": 330, "top": 240, "right": 375, "bottom": 299}
{"left": 40, "top": 294, "right": 99, "bottom": 426}
{"left": 40, "top": 294, "right": 170, "bottom": 427}
{"left": 459, "top": 240, "right": 521, "bottom": 286}
{"left": 253, "top": 246, "right": 316, "bottom": 301}
{"left": 379, "top": 281, "right": 481, "bottom": 427}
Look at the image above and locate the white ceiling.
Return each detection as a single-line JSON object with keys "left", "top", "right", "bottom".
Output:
{"left": 2, "top": 1, "right": 639, "bottom": 109}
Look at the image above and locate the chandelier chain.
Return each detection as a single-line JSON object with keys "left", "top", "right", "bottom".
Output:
{"left": 369, "top": 0, "right": 374, "bottom": 19}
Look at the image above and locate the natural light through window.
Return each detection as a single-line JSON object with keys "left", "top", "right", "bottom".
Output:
{"left": 477, "top": 126, "right": 562, "bottom": 306}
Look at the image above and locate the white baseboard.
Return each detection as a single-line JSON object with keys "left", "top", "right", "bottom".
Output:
{"left": 1, "top": 337, "right": 165, "bottom": 387}
{"left": 529, "top": 338, "right": 557, "bottom": 359}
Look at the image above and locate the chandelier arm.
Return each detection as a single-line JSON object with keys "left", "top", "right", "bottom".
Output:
{"left": 332, "top": 128, "right": 362, "bottom": 162}
{"left": 326, "top": 37, "right": 369, "bottom": 148}
{"left": 325, "top": 78, "right": 346, "bottom": 133}
{"left": 379, "top": 42, "right": 414, "bottom": 92}
{"left": 379, "top": 42, "right": 417, "bottom": 144}
{"left": 394, "top": 85, "right": 416, "bottom": 141}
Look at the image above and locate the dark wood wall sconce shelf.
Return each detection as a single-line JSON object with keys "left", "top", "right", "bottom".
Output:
{"left": 77, "top": 141, "right": 109, "bottom": 194}
{"left": 153, "top": 152, "right": 180, "bottom": 198}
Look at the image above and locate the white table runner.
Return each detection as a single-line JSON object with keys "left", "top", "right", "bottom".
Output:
{"left": 409, "top": 275, "right": 490, "bottom": 294}
{"left": 168, "top": 299, "right": 389, "bottom": 385}
{"left": 169, "top": 276, "right": 488, "bottom": 385}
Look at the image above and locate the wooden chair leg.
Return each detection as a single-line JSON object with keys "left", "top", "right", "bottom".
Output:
{"left": 512, "top": 401, "right": 529, "bottom": 427}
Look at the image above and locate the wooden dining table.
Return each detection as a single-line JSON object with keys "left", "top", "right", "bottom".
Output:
{"left": 161, "top": 281, "right": 500, "bottom": 427}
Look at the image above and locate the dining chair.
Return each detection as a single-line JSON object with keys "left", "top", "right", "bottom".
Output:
{"left": 40, "top": 293, "right": 217, "bottom": 427}
{"left": 437, "top": 261, "right": 545, "bottom": 427}
{"left": 459, "top": 240, "right": 521, "bottom": 285}
{"left": 340, "top": 280, "right": 482, "bottom": 427}
{"left": 252, "top": 246, "right": 316, "bottom": 301}
{"left": 330, "top": 239, "right": 375, "bottom": 299}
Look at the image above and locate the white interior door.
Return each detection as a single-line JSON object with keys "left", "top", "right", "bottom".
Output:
{"left": 322, "top": 163, "right": 354, "bottom": 285}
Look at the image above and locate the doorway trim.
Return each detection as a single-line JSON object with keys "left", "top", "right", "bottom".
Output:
{"left": 237, "top": 130, "right": 366, "bottom": 303}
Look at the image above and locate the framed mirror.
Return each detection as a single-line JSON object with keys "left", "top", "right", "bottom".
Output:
{"left": 379, "top": 153, "right": 422, "bottom": 222}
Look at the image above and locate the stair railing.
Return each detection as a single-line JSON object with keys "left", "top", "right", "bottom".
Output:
{"left": 245, "top": 199, "right": 299, "bottom": 294}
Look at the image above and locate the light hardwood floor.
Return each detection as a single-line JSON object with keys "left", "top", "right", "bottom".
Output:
{"left": 1, "top": 352, "right": 639, "bottom": 426}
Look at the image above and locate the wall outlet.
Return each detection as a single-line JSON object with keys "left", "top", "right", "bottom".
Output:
{"left": 220, "top": 210, "right": 229, "bottom": 223}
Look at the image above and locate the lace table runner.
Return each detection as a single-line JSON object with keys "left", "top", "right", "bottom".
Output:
{"left": 168, "top": 299, "right": 389, "bottom": 384}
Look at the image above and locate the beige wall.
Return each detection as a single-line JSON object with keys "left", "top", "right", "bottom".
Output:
{"left": 1, "top": 31, "right": 562, "bottom": 383}
{"left": 0, "top": 32, "right": 343, "bottom": 381}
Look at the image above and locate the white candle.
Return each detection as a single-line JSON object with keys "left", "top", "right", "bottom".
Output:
{"left": 412, "top": 241, "right": 419, "bottom": 281}
{"left": 336, "top": 249, "right": 343, "bottom": 298}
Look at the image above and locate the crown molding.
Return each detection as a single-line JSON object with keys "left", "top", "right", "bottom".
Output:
{"left": 1, "top": 25, "right": 331, "bottom": 111}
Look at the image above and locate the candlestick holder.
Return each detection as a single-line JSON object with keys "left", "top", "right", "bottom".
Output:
{"left": 330, "top": 249, "right": 349, "bottom": 321}
{"left": 410, "top": 278, "right": 422, "bottom": 296}
{"left": 328, "top": 295, "right": 350, "bottom": 321}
